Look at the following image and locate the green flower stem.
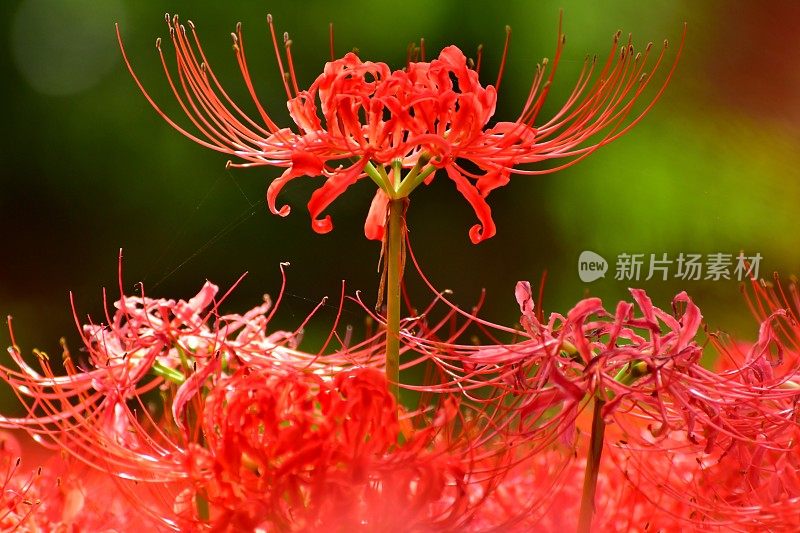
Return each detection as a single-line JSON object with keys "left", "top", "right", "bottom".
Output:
{"left": 577, "top": 359, "right": 648, "bottom": 533}
{"left": 614, "top": 360, "right": 648, "bottom": 386}
{"left": 196, "top": 489, "right": 210, "bottom": 521}
{"left": 151, "top": 362, "right": 185, "bottom": 384}
{"left": 366, "top": 156, "right": 435, "bottom": 403}
{"left": 577, "top": 397, "right": 606, "bottom": 533}
{"left": 397, "top": 157, "right": 426, "bottom": 189}
{"left": 395, "top": 164, "right": 436, "bottom": 198}
{"left": 385, "top": 198, "right": 405, "bottom": 402}
{"left": 364, "top": 161, "right": 393, "bottom": 194}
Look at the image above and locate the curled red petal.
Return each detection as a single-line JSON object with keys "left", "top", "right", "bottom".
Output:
{"left": 475, "top": 168, "right": 511, "bottom": 197}
{"left": 515, "top": 281, "right": 543, "bottom": 336}
{"left": 172, "top": 281, "right": 218, "bottom": 324}
{"left": 672, "top": 291, "right": 703, "bottom": 351}
{"left": 306, "top": 160, "right": 367, "bottom": 234}
{"left": 266, "top": 150, "right": 325, "bottom": 217}
{"left": 444, "top": 166, "right": 496, "bottom": 244}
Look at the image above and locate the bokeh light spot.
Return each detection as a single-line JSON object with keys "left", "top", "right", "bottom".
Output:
{"left": 11, "top": 0, "right": 125, "bottom": 96}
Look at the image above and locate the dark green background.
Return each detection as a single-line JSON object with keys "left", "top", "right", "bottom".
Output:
{"left": 2, "top": 0, "right": 799, "bottom": 383}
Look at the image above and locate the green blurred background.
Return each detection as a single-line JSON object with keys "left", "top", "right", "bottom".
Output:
{"left": 2, "top": 0, "right": 799, "bottom": 389}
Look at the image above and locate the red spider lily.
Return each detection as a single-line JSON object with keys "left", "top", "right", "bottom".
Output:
{"left": 0, "top": 262, "right": 386, "bottom": 458}
{"left": 117, "top": 15, "right": 683, "bottom": 244}
{"left": 0, "top": 431, "right": 139, "bottom": 531}
{"left": 413, "top": 277, "right": 797, "bottom": 451}
{"left": 675, "top": 277, "right": 800, "bottom": 530}
{"left": 193, "top": 366, "right": 507, "bottom": 531}
{"left": 0, "top": 268, "right": 527, "bottom": 530}
{"left": 397, "top": 246, "right": 800, "bottom": 528}
{"left": 8, "top": 265, "right": 800, "bottom": 529}
{"left": 0, "top": 268, "right": 387, "bottom": 529}
{"left": 582, "top": 279, "right": 800, "bottom": 530}
{"left": 401, "top": 240, "right": 730, "bottom": 445}
{"left": 197, "top": 367, "right": 400, "bottom": 528}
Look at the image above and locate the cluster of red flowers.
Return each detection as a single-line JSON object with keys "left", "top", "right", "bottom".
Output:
{"left": 2, "top": 265, "right": 800, "bottom": 530}
{"left": 0, "top": 263, "right": 510, "bottom": 530}
{"left": 466, "top": 278, "right": 800, "bottom": 531}
{"left": 7, "top": 11, "right": 800, "bottom": 533}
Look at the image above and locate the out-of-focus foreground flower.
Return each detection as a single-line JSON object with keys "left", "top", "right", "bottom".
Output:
{"left": 3, "top": 266, "right": 800, "bottom": 530}
{"left": 0, "top": 267, "right": 525, "bottom": 531}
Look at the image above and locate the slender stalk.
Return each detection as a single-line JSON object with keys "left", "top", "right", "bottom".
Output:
{"left": 576, "top": 361, "right": 647, "bottom": 532}
{"left": 385, "top": 198, "right": 405, "bottom": 401}
{"left": 196, "top": 490, "right": 210, "bottom": 521}
{"left": 577, "top": 398, "right": 606, "bottom": 533}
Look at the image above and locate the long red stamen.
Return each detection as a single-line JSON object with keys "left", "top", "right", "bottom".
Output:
{"left": 329, "top": 22, "right": 335, "bottom": 61}
{"left": 283, "top": 32, "right": 300, "bottom": 96}
{"left": 267, "top": 14, "right": 293, "bottom": 100}
{"left": 230, "top": 22, "right": 280, "bottom": 133}
{"left": 495, "top": 25, "right": 511, "bottom": 91}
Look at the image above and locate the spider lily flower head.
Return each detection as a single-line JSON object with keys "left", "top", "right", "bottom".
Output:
{"left": 0, "top": 269, "right": 521, "bottom": 529}
{"left": 182, "top": 366, "right": 397, "bottom": 529}
{"left": 118, "top": 14, "right": 683, "bottom": 243}
{"left": 571, "top": 276, "right": 800, "bottom": 530}
{"left": 420, "top": 283, "right": 712, "bottom": 444}
{"left": 0, "top": 263, "right": 390, "bottom": 463}
{"left": 704, "top": 277, "right": 800, "bottom": 451}
{"left": 716, "top": 275, "right": 800, "bottom": 382}
{"left": 193, "top": 366, "right": 488, "bottom": 531}
{"left": 414, "top": 276, "right": 794, "bottom": 452}
{"left": 681, "top": 277, "right": 800, "bottom": 529}
{"left": 568, "top": 281, "right": 800, "bottom": 528}
{"left": 0, "top": 276, "right": 286, "bottom": 448}
{"left": 507, "top": 285, "right": 769, "bottom": 450}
